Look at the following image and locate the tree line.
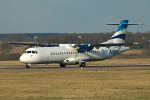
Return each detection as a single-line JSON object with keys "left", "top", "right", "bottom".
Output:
{"left": 1, "top": 32, "right": 150, "bottom": 45}
{"left": 0, "top": 32, "right": 150, "bottom": 60}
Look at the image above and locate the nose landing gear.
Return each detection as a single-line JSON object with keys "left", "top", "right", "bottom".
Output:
{"left": 26, "top": 64, "right": 31, "bottom": 68}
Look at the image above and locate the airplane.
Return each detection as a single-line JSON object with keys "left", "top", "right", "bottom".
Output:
{"left": 9, "top": 20, "right": 142, "bottom": 68}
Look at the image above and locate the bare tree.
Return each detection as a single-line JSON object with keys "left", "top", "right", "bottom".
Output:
{"left": 7, "top": 34, "right": 24, "bottom": 42}
{"left": 0, "top": 42, "right": 13, "bottom": 53}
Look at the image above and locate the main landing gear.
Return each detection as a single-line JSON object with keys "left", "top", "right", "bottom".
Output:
{"left": 79, "top": 62, "right": 86, "bottom": 67}
{"left": 60, "top": 64, "right": 66, "bottom": 67}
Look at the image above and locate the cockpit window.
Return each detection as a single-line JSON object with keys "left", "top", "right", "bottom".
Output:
{"left": 35, "top": 51, "right": 38, "bottom": 53}
{"left": 32, "top": 51, "right": 35, "bottom": 54}
{"left": 24, "top": 50, "right": 38, "bottom": 54}
{"left": 27, "top": 51, "right": 31, "bottom": 53}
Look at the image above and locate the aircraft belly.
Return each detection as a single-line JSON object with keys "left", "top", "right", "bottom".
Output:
{"left": 77, "top": 53, "right": 102, "bottom": 61}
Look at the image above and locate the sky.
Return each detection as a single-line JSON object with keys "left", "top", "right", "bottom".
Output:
{"left": 0, "top": 0, "right": 150, "bottom": 33}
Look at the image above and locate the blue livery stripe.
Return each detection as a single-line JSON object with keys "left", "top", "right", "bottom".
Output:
{"left": 110, "top": 34, "right": 126, "bottom": 40}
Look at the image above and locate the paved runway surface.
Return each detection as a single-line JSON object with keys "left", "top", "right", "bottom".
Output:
{"left": 0, "top": 65, "right": 150, "bottom": 72}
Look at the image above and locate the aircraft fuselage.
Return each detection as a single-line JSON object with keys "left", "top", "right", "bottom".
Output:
{"left": 20, "top": 46, "right": 129, "bottom": 65}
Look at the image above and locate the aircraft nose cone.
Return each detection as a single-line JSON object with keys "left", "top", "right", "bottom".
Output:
{"left": 19, "top": 55, "right": 27, "bottom": 63}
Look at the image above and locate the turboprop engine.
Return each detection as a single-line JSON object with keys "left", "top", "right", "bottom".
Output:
{"left": 78, "top": 44, "right": 93, "bottom": 53}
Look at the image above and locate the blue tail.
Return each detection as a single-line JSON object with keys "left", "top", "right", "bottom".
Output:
{"left": 111, "top": 20, "right": 128, "bottom": 41}
{"left": 104, "top": 20, "right": 129, "bottom": 44}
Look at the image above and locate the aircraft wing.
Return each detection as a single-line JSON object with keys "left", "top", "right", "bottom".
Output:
{"left": 8, "top": 42, "right": 140, "bottom": 47}
{"left": 89, "top": 42, "right": 140, "bottom": 49}
{"left": 8, "top": 42, "right": 59, "bottom": 47}
{"left": 90, "top": 42, "right": 140, "bottom": 47}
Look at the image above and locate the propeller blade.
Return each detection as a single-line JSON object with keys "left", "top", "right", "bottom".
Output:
{"left": 77, "top": 36, "right": 81, "bottom": 52}
{"left": 34, "top": 36, "right": 39, "bottom": 47}
{"left": 78, "top": 36, "right": 81, "bottom": 46}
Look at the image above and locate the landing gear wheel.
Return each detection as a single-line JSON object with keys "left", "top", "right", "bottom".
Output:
{"left": 26, "top": 64, "right": 31, "bottom": 68}
{"left": 60, "top": 64, "right": 66, "bottom": 67}
{"left": 80, "top": 62, "right": 86, "bottom": 67}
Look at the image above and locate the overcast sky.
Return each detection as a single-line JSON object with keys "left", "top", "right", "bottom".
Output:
{"left": 0, "top": 0, "right": 149, "bottom": 33}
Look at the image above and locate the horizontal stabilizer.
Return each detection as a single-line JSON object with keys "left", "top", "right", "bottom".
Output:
{"left": 106, "top": 23, "right": 143, "bottom": 25}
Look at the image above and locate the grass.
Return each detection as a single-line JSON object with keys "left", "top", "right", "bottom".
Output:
{"left": 0, "top": 61, "right": 24, "bottom": 67}
{"left": 0, "top": 70, "right": 150, "bottom": 100}
{"left": 0, "top": 59, "right": 150, "bottom": 99}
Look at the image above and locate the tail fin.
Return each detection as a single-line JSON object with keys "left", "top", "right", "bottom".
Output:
{"left": 103, "top": 19, "right": 142, "bottom": 44}
{"left": 104, "top": 20, "right": 129, "bottom": 44}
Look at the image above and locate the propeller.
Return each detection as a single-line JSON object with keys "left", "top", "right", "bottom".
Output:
{"left": 76, "top": 36, "right": 93, "bottom": 53}
{"left": 78, "top": 36, "right": 81, "bottom": 46}
{"left": 34, "top": 36, "right": 39, "bottom": 47}
{"left": 76, "top": 36, "right": 81, "bottom": 52}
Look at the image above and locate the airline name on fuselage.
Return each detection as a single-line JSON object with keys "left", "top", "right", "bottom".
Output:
{"left": 49, "top": 47, "right": 120, "bottom": 55}
{"left": 101, "top": 47, "right": 120, "bottom": 55}
{"left": 109, "top": 47, "right": 120, "bottom": 54}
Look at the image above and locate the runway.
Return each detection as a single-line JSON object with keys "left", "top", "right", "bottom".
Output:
{"left": 0, "top": 65, "right": 150, "bottom": 72}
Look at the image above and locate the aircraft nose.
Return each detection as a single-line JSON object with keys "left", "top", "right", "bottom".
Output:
{"left": 19, "top": 54, "right": 27, "bottom": 63}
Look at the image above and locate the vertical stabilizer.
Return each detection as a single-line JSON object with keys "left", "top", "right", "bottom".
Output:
{"left": 103, "top": 20, "right": 129, "bottom": 44}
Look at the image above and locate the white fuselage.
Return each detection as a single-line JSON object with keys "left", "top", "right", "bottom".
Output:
{"left": 20, "top": 46, "right": 129, "bottom": 65}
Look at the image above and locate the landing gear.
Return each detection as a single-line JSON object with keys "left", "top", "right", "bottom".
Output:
{"left": 26, "top": 64, "right": 31, "bottom": 68}
{"left": 80, "top": 62, "right": 86, "bottom": 67}
{"left": 60, "top": 64, "right": 66, "bottom": 67}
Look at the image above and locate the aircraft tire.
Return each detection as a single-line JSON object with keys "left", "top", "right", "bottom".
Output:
{"left": 26, "top": 64, "right": 30, "bottom": 68}
{"left": 80, "top": 62, "right": 86, "bottom": 67}
{"left": 60, "top": 64, "right": 66, "bottom": 67}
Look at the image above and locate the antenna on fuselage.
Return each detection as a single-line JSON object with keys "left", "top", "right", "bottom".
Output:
{"left": 34, "top": 36, "right": 39, "bottom": 47}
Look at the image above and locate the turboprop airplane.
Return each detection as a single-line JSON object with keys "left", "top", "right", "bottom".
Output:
{"left": 9, "top": 20, "right": 142, "bottom": 68}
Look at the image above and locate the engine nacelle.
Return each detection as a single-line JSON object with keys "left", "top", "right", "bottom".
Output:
{"left": 78, "top": 44, "right": 93, "bottom": 53}
{"left": 63, "top": 58, "right": 78, "bottom": 65}
{"left": 40, "top": 44, "right": 51, "bottom": 47}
